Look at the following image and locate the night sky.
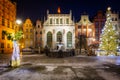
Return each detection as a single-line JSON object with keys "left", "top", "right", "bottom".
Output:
{"left": 15, "top": 0, "right": 119, "bottom": 23}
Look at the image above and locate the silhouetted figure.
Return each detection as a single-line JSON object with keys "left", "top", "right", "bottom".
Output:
{"left": 71, "top": 48, "right": 75, "bottom": 56}
{"left": 44, "top": 45, "right": 49, "bottom": 56}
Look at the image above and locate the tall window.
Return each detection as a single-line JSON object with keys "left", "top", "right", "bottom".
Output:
{"left": 66, "top": 18, "right": 69, "bottom": 24}
{"left": 56, "top": 18, "right": 59, "bottom": 24}
{"left": 40, "top": 31, "right": 42, "bottom": 34}
{"left": 2, "top": 31, "right": 5, "bottom": 40}
{"left": 26, "top": 35, "right": 28, "bottom": 39}
{"left": 67, "top": 32, "right": 72, "bottom": 47}
{"left": 2, "top": 16, "right": 5, "bottom": 26}
{"left": 47, "top": 32, "right": 52, "bottom": 47}
{"left": 26, "top": 29, "right": 28, "bottom": 32}
{"left": 60, "top": 18, "right": 63, "bottom": 24}
{"left": 57, "top": 31, "right": 62, "bottom": 42}
{"left": 38, "top": 25, "right": 40, "bottom": 28}
{"left": 7, "top": 43, "right": 10, "bottom": 48}
{"left": 36, "top": 31, "right": 38, "bottom": 35}
{"left": 50, "top": 18, "right": 52, "bottom": 24}
{"left": 30, "top": 35, "right": 32, "bottom": 39}
{"left": 1, "top": 43, "right": 4, "bottom": 48}
{"left": 30, "top": 29, "right": 32, "bottom": 32}
{"left": 115, "top": 24, "right": 118, "bottom": 30}
{"left": 7, "top": 20, "right": 10, "bottom": 28}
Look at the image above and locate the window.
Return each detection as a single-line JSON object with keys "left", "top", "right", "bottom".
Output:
{"left": 40, "top": 31, "right": 42, "bottom": 34}
{"left": 115, "top": 24, "right": 118, "bottom": 30}
{"left": 1, "top": 43, "right": 4, "bottom": 48}
{"left": 38, "top": 25, "right": 40, "bottom": 28}
{"left": 12, "top": 23, "right": 14, "bottom": 29}
{"left": 115, "top": 18, "right": 117, "bottom": 21}
{"left": 29, "top": 24, "right": 32, "bottom": 27}
{"left": 2, "top": 16, "right": 5, "bottom": 26}
{"left": 26, "top": 29, "right": 28, "bottom": 32}
{"left": 36, "top": 31, "right": 38, "bottom": 35}
{"left": 26, "top": 35, "right": 28, "bottom": 39}
{"left": 30, "top": 29, "right": 32, "bottom": 32}
{"left": 26, "top": 24, "right": 28, "bottom": 27}
{"left": 30, "top": 35, "right": 32, "bottom": 39}
{"left": 40, "top": 37, "right": 42, "bottom": 41}
{"left": 56, "top": 18, "right": 59, "bottom": 24}
{"left": 2, "top": 31, "right": 5, "bottom": 40}
{"left": 60, "top": 18, "right": 63, "bottom": 24}
{"left": 47, "top": 32, "right": 52, "bottom": 47}
{"left": 95, "top": 22, "right": 99, "bottom": 27}
{"left": 7, "top": 20, "right": 10, "bottom": 28}
{"left": 57, "top": 32, "right": 62, "bottom": 42}
{"left": 84, "top": 19, "right": 86, "bottom": 22}
{"left": 112, "top": 18, "right": 114, "bottom": 21}
{"left": 7, "top": 43, "right": 10, "bottom": 48}
{"left": 67, "top": 32, "right": 72, "bottom": 47}
{"left": 50, "top": 18, "right": 52, "bottom": 24}
{"left": 78, "top": 26, "right": 81, "bottom": 29}
{"left": 66, "top": 18, "right": 69, "bottom": 24}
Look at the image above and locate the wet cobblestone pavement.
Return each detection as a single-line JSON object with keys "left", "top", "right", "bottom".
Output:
{"left": 0, "top": 53, "right": 120, "bottom": 80}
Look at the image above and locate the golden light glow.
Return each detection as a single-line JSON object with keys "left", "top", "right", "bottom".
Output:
{"left": 58, "top": 7, "right": 61, "bottom": 14}
{"left": 107, "top": 7, "right": 111, "bottom": 11}
{"left": 16, "top": 19, "right": 22, "bottom": 24}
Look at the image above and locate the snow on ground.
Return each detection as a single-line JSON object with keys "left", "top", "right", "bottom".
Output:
{"left": 0, "top": 54, "right": 120, "bottom": 80}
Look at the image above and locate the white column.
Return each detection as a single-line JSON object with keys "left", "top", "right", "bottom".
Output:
{"left": 52, "top": 29, "right": 56, "bottom": 49}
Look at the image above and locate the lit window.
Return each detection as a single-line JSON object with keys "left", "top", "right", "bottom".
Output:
{"left": 30, "top": 35, "right": 32, "bottom": 39}
{"left": 67, "top": 32, "right": 72, "bottom": 47}
{"left": 2, "top": 31, "right": 5, "bottom": 40}
{"left": 7, "top": 43, "right": 10, "bottom": 48}
{"left": 57, "top": 32, "right": 62, "bottom": 42}
{"left": 26, "top": 35, "right": 28, "bottom": 39}
{"left": 47, "top": 32, "right": 52, "bottom": 47}
{"left": 1, "top": 43, "right": 4, "bottom": 48}
{"left": 2, "top": 16, "right": 5, "bottom": 26}
{"left": 26, "top": 29, "right": 28, "bottom": 32}
{"left": 30, "top": 29, "right": 32, "bottom": 32}
{"left": 7, "top": 20, "right": 10, "bottom": 28}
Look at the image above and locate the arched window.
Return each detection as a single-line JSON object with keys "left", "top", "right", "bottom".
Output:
{"left": 57, "top": 31, "right": 62, "bottom": 42}
{"left": 47, "top": 32, "right": 52, "bottom": 47}
{"left": 67, "top": 32, "right": 72, "bottom": 48}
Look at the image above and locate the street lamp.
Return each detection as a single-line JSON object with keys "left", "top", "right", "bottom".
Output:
{"left": 16, "top": 19, "right": 22, "bottom": 25}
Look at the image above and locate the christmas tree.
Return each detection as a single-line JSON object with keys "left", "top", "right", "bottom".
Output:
{"left": 99, "top": 7, "right": 118, "bottom": 55}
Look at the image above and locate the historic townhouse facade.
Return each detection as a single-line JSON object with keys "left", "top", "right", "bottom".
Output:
{"left": 34, "top": 20, "right": 43, "bottom": 48}
{"left": 110, "top": 11, "right": 120, "bottom": 46}
{"left": 43, "top": 10, "right": 75, "bottom": 50}
{"left": 111, "top": 12, "right": 120, "bottom": 36}
{"left": 76, "top": 14, "right": 95, "bottom": 46}
{"left": 93, "top": 11, "right": 106, "bottom": 41}
{"left": 0, "top": 0, "right": 16, "bottom": 53}
{"left": 23, "top": 18, "right": 34, "bottom": 48}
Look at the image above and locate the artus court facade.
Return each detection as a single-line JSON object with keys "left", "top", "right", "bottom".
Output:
{"left": 42, "top": 10, "right": 75, "bottom": 50}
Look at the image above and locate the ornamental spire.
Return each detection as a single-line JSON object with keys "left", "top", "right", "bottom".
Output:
{"left": 107, "top": 7, "right": 112, "bottom": 14}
